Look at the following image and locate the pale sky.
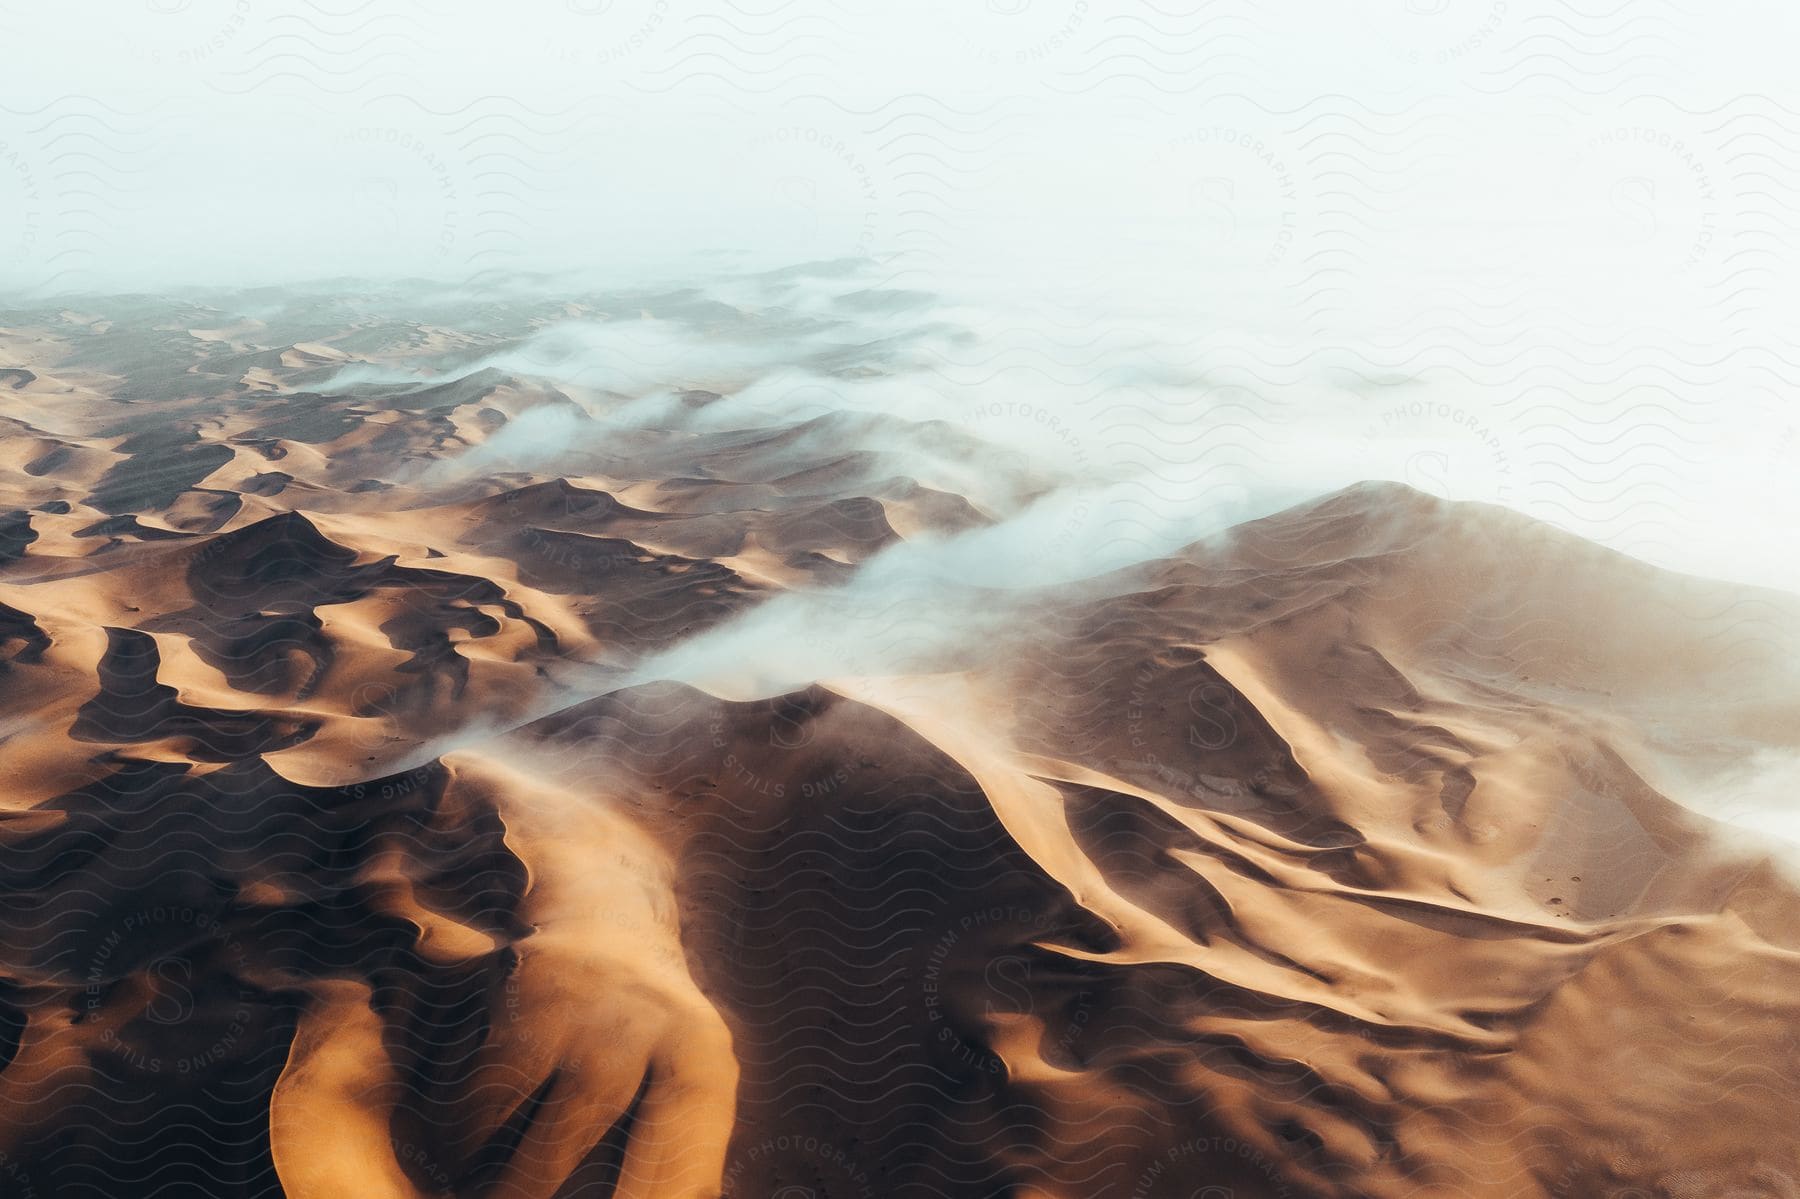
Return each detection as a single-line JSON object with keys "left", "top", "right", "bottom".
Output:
{"left": 3, "top": 0, "right": 1800, "bottom": 592}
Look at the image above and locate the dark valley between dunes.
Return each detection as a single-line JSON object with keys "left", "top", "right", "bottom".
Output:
{"left": 1, "top": 278, "right": 1798, "bottom": 1199}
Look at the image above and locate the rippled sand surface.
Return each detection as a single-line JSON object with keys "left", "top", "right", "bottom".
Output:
{"left": 2, "top": 279, "right": 1798, "bottom": 1197}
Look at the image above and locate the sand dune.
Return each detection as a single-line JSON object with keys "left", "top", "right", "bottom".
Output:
{"left": 2, "top": 282, "right": 1798, "bottom": 1197}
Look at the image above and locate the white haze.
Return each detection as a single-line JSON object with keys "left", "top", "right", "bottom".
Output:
{"left": 6, "top": 2, "right": 1800, "bottom": 845}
